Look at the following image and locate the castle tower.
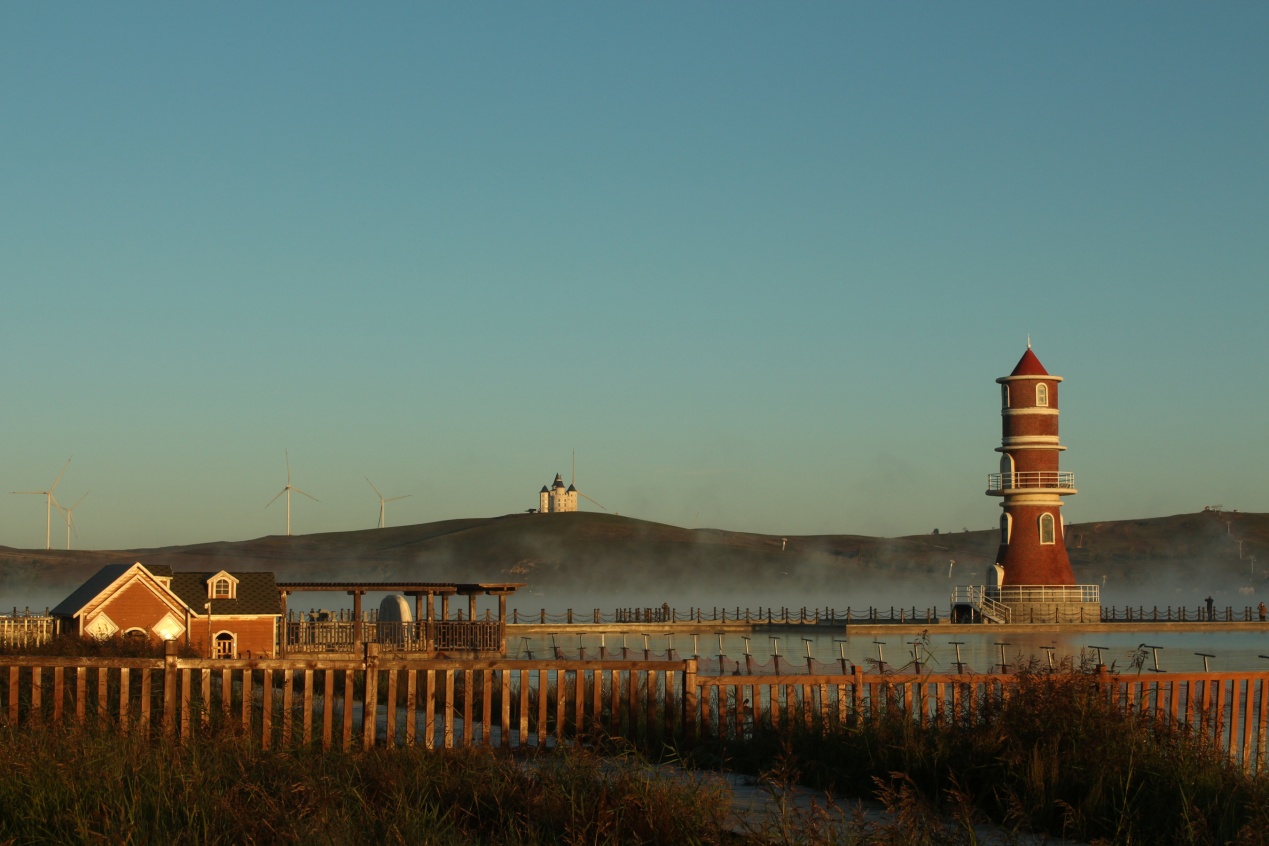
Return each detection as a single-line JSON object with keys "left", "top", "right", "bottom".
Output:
{"left": 538, "top": 473, "right": 578, "bottom": 513}
{"left": 988, "top": 345, "right": 1077, "bottom": 585}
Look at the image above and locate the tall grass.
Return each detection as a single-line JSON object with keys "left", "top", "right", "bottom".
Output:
{"left": 706, "top": 660, "right": 1269, "bottom": 845}
{"left": 0, "top": 724, "right": 737, "bottom": 845}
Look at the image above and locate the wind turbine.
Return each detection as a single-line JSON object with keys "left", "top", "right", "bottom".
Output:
{"left": 265, "top": 451, "right": 318, "bottom": 536}
{"left": 366, "top": 478, "right": 410, "bottom": 528}
{"left": 569, "top": 451, "right": 608, "bottom": 512}
{"left": 12, "top": 457, "right": 71, "bottom": 550}
{"left": 55, "top": 492, "right": 90, "bottom": 551}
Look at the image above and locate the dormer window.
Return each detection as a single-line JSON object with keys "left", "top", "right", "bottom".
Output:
{"left": 207, "top": 571, "right": 239, "bottom": 600}
{"left": 1035, "top": 383, "right": 1049, "bottom": 407}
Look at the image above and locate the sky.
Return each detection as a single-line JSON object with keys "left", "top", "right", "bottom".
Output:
{"left": 2, "top": 3, "right": 1267, "bottom": 551}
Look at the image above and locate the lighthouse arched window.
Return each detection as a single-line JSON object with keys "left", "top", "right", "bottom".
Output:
{"left": 1038, "top": 513, "right": 1056, "bottom": 545}
{"left": 1035, "top": 383, "right": 1049, "bottom": 407}
{"left": 1000, "top": 513, "right": 1012, "bottom": 544}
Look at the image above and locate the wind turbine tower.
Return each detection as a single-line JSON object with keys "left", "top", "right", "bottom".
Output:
{"left": 265, "top": 451, "right": 318, "bottom": 536}
{"left": 11, "top": 457, "right": 71, "bottom": 550}
{"left": 366, "top": 478, "right": 410, "bottom": 528}
{"left": 56, "top": 492, "right": 90, "bottom": 551}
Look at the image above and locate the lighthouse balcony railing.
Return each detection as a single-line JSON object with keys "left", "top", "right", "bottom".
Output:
{"left": 987, "top": 584, "right": 1101, "bottom": 605}
{"left": 986, "top": 471, "right": 1075, "bottom": 492}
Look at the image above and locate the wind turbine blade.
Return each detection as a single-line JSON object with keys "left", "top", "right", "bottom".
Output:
{"left": 70, "top": 491, "right": 90, "bottom": 510}
{"left": 365, "top": 477, "right": 383, "bottom": 498}
{"left": 49, "top": 457, "right": 71, "bottom": 493}
{"left": 265, "top": 488, "right": 287, "bottom": 508}
{"left": 292, "top": 487, "right": 319, "bottom": 502}
{"left": 11, "top": 490, "right": 45, "bottom": 496}
{"left": 385, "top": 495, "right": 411, "bottom": 503}
{"left": 579, "top": 491, "right": 607, "bottom": 511}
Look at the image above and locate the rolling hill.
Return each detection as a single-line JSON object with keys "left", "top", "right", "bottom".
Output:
{"left": 2, "top": 510, "right": 1265, "bottom": 613}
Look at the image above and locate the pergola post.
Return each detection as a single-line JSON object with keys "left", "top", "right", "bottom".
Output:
{"left": 279, "top": 591, "right": 289, "bottom": 658}
{"left": 351, "top": 590, "right": 364, "bottom": 650}
{"left": 425, "top": 592, "right": 435, "bottom": 654}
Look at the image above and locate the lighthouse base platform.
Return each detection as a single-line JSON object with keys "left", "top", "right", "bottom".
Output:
{"left": 951, "top": 585, "right": 1101, "bottom": 625}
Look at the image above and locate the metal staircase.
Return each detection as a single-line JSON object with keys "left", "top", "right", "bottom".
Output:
{"left": 950, "top": 586, "right": 1012, "bottom": 624}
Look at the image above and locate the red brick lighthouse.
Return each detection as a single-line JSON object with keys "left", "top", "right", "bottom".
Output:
{"left": 988, "top": 344, "right": 1077, "bottom": 586}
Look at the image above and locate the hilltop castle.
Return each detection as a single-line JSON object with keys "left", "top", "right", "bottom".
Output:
{"left": 538, "top": 474, "right": 578, "bottom": 513}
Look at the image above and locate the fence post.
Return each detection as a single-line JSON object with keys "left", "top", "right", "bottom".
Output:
{"left": 163, "top": 640, "right": 178, "bottom": 738}
{"left": 363, "top": 643, "right": 380, "bottom": 750}
{"left": 683, "top": 659, "right": 698, "bottom": 743}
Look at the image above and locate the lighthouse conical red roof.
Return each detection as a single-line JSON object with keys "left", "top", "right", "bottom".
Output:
{"left": 1010, "top": 347, "right": 1049, "bottom": 377}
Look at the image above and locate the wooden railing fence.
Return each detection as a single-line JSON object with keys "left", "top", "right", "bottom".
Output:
{"left": 0, "top": 616, "right": 55, "bottom": 648}
{"left": 1, "top": 645, "right": 1266, "bottom": 774}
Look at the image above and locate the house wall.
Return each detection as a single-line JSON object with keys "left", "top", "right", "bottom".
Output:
{"left": 189, "top": 616, "right": 278, "bottom": 658}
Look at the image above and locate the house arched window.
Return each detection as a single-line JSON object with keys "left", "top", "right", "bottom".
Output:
{"left": 213, "top": 578, "right": 231, "bottom": 598}
{"left": 1035, "top": 383, "right": 1049, "bottom": 407}
{"left": 1039, "top": 513, "right": 1056, "bottom": 545}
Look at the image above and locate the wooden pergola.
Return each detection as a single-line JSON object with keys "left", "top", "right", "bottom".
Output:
{"left": 275, "top": 581, "right": 525, "bottom": 657}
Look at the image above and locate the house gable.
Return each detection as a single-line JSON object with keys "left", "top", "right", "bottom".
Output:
{"left": 53, "top": 562, "right": 192, "bottom": 639}
{"left": 89, "top": 577, "right": 189, "bottom": 640}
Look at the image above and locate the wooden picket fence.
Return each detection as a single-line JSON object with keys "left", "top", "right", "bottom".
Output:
{"left": 2, "top": 645, "right": 1266, "bottom": 774}
{"left": 695, "top": 669, "right": 1269, "bottom": 774}
{"left": 0, "top": 646, "right": 687, "bottom": 752}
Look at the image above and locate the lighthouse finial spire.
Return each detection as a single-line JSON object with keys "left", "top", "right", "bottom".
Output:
{"left": 1027, "top": 335, "right": 1031, "bottom": 349}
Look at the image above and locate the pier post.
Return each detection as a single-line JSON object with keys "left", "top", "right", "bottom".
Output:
{"left": 683, "top": 659, "right": 698, "bottom": 742}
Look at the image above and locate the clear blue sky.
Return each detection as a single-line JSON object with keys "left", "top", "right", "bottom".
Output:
{"left": 2, "top": 3, "right": 1266, "bottom": 550}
